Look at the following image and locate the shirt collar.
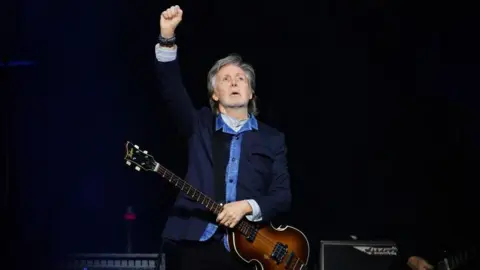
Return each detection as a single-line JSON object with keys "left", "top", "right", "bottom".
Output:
{"left": 215, "top": 113, "right": 258, "bottom": 132}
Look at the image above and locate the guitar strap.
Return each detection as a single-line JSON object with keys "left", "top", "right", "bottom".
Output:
{"left": 211, "top": 118, "right": 233, "bottom": 204}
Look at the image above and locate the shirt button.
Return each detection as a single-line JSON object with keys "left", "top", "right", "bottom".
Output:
{"left": 232, "top": 157, "right": 236, "bottom": 161}
{"left": 229, "top": 179, "right": 233, "bottom": 183}
{"left": 235, "top": 136, "right": 240, "bottom": 140}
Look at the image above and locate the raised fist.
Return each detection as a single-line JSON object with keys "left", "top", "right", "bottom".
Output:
{"left": 160, "top": 5, "right": 183, "bottom": 38}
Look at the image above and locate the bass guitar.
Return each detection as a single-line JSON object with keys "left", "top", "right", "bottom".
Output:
{"left": 124, "top": 141, "right": 310, "bottom": 270}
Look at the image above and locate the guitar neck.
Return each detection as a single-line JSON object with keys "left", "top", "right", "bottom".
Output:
{"left": 153, "top": 162, "right": 256, "bottom": 234}
{"left": 154, "top": 162, "right": 222, "bottom": 214}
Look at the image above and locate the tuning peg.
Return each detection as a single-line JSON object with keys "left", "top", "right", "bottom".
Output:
{"left": 143, "top": 150, "right": 148, "bottom": 154}
{"left": 126, "top": 161, "right": 131, "bottom": 166}
{"left": 134, "top": 145, "right": 139, "bottom": 149}
{"left": 135, "top": 166, "right": 140, "bottom": 171}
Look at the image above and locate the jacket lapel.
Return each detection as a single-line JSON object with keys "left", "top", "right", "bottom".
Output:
{"left": 200, "top": 116, "right": 214, "bottom": 165}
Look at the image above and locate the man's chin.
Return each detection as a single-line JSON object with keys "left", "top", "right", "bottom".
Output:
{"left": 223, "top": 103, "right": 248, "bottom": 109}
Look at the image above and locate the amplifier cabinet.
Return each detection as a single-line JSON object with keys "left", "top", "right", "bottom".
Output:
{"left": 320, "top": 240, "right": 397, "bottom": 270}
{"left": 58, "top": 253, "right": 165, "bottom": 270}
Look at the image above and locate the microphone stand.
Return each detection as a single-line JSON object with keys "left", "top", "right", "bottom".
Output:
{"left": 124, "top": 206, "right": 136, "bottom": 253}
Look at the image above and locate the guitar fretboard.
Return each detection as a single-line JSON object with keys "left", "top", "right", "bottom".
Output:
{"left": 155, "top": 163, "right": 223, "bottom": 214}
{"left": 154, "top": 163, "right": 256, "bottom": 236}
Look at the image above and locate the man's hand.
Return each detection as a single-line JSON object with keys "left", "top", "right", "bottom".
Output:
{"left": 407, "top": 256, "right": 434, "bottom": 270}
{"left": 216, "top": 200, "right": 252, "bottom": 228}
{"left": 160, "top": 5, "right": 183, "bottom": 39}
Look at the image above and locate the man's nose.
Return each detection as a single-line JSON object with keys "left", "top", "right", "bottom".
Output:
{"left": 231, "top": 80, "right": 238, "bottom": 86}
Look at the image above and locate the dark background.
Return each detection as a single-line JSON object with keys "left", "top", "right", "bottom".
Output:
{"left": 2, "top": 0, "right": 479, "bottom": 268}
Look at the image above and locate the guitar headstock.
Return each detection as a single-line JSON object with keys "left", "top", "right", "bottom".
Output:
{"left": 124, "top": 141, "right": 158, "bottom": 172}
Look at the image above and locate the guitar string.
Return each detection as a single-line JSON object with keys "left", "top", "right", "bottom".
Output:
{"left": 154, "top": 165, "right": 306, "bottom": 267}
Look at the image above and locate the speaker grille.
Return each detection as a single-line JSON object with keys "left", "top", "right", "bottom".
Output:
{"left": 320, "top": 240, "right": 397, "bottom": 270}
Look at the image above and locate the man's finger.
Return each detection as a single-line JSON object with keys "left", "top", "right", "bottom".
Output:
{"left": 223, "top": 219, "right": 232, "bottom": 227}
{"left": 229, "top": 217, "right": 241, "bottom": 228}
{"left": 218, "top": 213, "right": 230, "bottom": 225}
{"left": 216, "top": 211, "right": 226, "bottom": 222}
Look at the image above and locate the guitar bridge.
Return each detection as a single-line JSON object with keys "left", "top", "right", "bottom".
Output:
{"left": 271, "top": 242, "right": 288, "bottom": 264}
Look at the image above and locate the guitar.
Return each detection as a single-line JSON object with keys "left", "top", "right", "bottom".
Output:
{"left": 396, "top": 246, "right": 478, "bottom": 270}
{"left": 435, "top": 246, "right": 478, "bottom": 270}
{"left": 124, "top": 141, "right": 310, "bottom": 270}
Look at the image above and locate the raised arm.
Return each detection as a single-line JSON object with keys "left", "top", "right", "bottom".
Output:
{"left": 156, "top": 5, "right": 196, "bottom": 138}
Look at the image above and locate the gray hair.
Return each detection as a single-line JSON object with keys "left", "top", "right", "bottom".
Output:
{"left": 207, "top": 54, "right": 258, "bottom": 116}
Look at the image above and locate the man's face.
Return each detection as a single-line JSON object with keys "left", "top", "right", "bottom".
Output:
{"left": 212, "top": 64, "right": 253, "bottom": 109}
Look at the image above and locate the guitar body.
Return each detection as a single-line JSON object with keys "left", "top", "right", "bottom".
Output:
{"left": 228, "top": 222, "right": 310, "bottom": 270}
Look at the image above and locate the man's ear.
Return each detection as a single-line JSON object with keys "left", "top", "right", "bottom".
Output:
{"left": 212, "top": 91, "right": 219, "bottom": 101}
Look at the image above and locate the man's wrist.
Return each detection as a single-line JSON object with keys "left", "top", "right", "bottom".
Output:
{"left": 160, "top": 29, "right": 175, "bottom": 39}
{"left": 243, "top": 200, "right": 253, "bottom": 215}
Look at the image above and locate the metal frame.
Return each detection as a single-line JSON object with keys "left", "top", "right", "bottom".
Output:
{"left": 320, "top": 240, "right": 397, "bottom": 270}
{"left": 62, "top": 253, "right": 165, "bottom": 269}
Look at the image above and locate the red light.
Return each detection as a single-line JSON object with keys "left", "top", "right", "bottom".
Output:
{"left": 124, "top": 213, "right": 136, "bottom": 220}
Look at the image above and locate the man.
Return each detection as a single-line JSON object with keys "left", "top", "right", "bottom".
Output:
{"left": 155, "top": 5, "right": 292, "bottom": 270}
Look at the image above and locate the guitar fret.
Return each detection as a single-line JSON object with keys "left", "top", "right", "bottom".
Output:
{"left": 242, "top": 223, "right": 248, "bottom": 234}
{"left": 155, "top": 164, "right": 228, "bottom": 224}
{"left": 209, "top": 200, "right": 214, "bottom": 209}
{"left": 238, "top": 220, "right": 253, "bottom": 236}
{"left": 209, "top": 202, "right": 217, "bottom": 211}
{"left": 238, "top": 222, "right": 244, "bottom": 233}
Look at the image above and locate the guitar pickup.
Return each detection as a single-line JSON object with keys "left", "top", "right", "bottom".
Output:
{"left": 285, "top": 251, "right": 295, "bottom": 267}
{"left": 271, "top": 242, "right": 288, "bottom": 264}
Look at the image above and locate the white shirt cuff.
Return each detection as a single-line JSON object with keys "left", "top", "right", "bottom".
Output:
{"left": 155, "top": 43, "right": 177, "bottom": 62}
{"left": 245, "top": 199, "right": 263, "bottom": 222}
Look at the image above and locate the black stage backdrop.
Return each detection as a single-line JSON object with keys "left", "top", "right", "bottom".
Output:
{"left": 3, "top": 0, "right": 479, "bottom": 268}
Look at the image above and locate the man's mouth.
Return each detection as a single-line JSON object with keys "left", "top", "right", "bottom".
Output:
{"left": 231, "top": 91, "right": 240, "bottom": 96}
